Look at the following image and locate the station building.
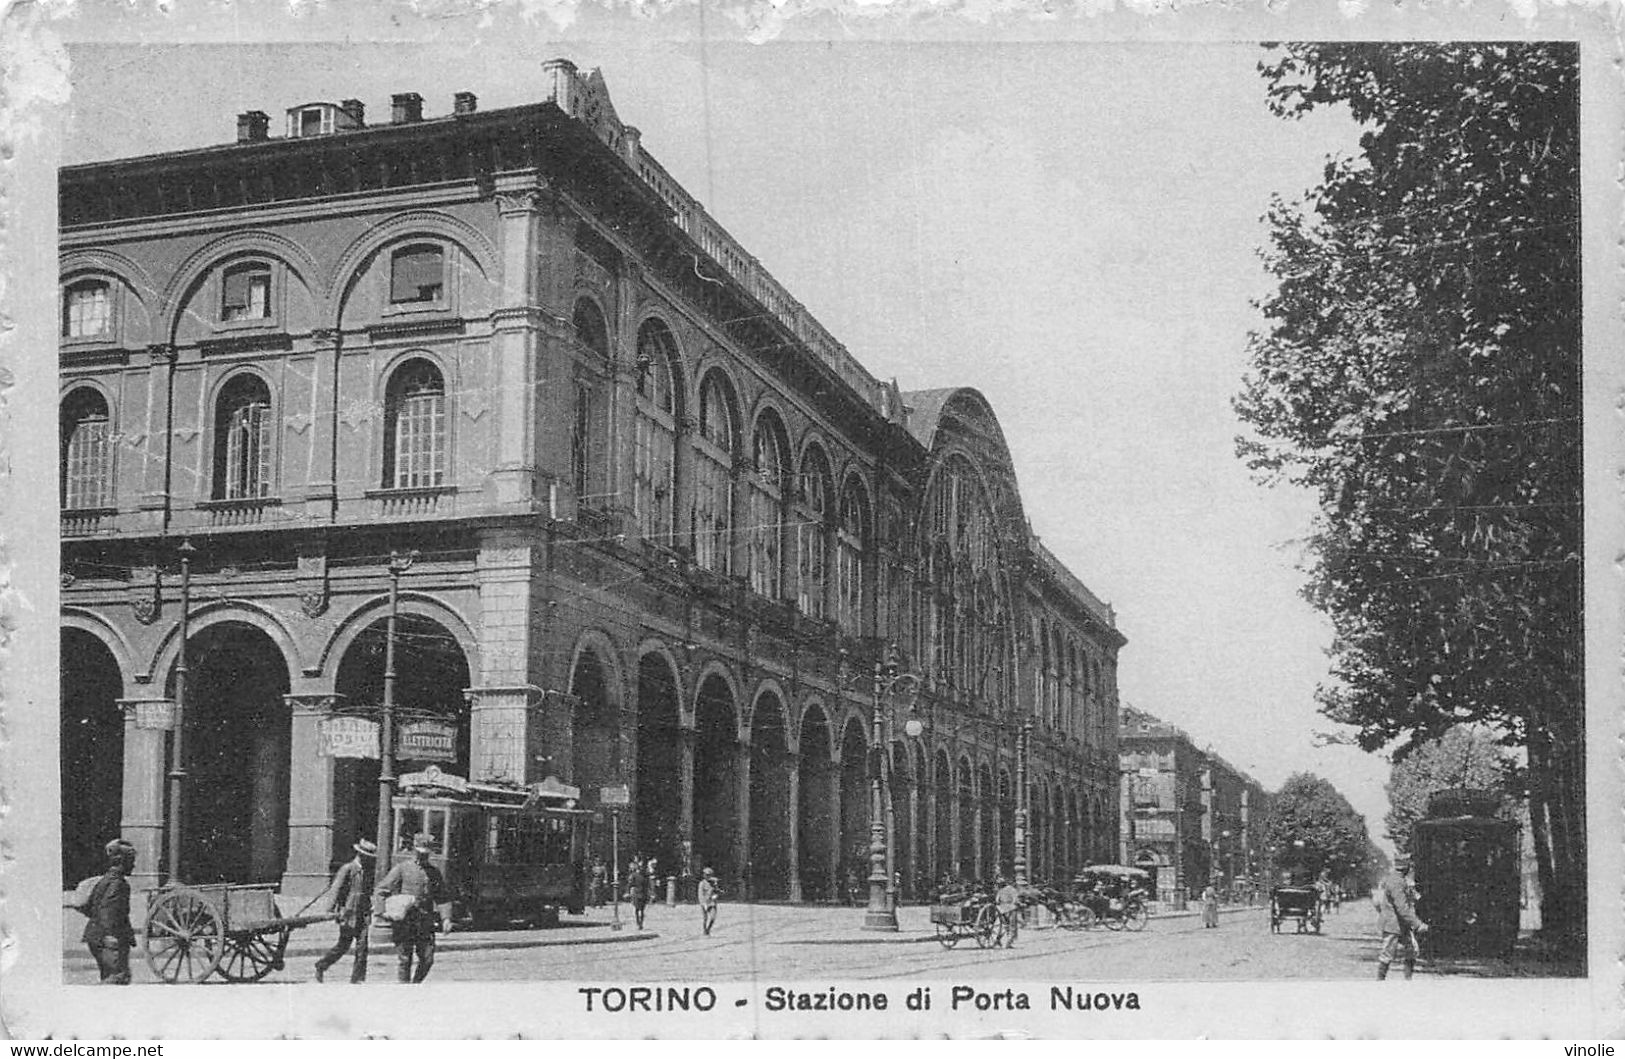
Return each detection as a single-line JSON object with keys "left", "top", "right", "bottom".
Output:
{"left": 58, "top": 61, "right": 1125, "bottom": 902}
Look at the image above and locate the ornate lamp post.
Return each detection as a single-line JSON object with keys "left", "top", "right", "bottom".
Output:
{"left": 1014, "top": 719, "right": 1032, "bottom": 887}
{"left": 863, "top": 643, "right": 919, "bottom": 932}
{"left": 373, "top": 550, "right": 417, "bottom": 863}
{"left": 166, "top": 539, "right": 196, "bottom": 885}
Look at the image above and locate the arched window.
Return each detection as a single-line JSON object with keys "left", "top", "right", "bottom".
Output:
{"left": 214, "top": 374, "right": 273, "bottom": 499}
{"left": 835, "top": 478, "right": 868, "bottom": 634}
{"left": 693, "top": 372, "right": 737, "bottom": 572}
{"left": 62, "top": 279, "right": 111, "bottom": 339}
{"left": 920, "top": 454, "right": 1007, "bottom": 702}
{"left": 748, "top": 414, "right": 789, "bottom": 600}
{"left": 633, "top": 321, "right": 679, "bottom": 545}
{"left": 572, "top": 298, "right": 610, "bottom": 359}
{"left": 60, "top": 388, "right": 111, "bottom": 509}
{"left": 382, "top": 359, "right": 446, "bottom": 488}
{"left": 795, "top": 446, "right": 832, "bottom": 619}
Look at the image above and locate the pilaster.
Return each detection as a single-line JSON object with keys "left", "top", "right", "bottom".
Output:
{"left": 280, "top": 692, "right": 346, "bottom": 902}
{"left": 786, "top": 755, "right": 803, "bottom": 902}
{"left": 116, "top": 698, "right": 171, "bottom": 891}
{"left": 465, "top": 684, "right": 545, "bottom": 784}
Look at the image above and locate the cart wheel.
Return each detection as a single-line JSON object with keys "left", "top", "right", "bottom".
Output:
{"left": 973, "top": 904, "right": 999, "bottom": 948}
{"left": 1074, "top": 906, "right": 1097, "bottom": 931}
{"left": 1124, "top": 903, "right": 1149, "bottom": 932}
{"left": 935, "top": 921, "right": 960, "bottom": 949}
{"left": 217, "top": 927, "right": 289, "bottom": 983}
{"left": 1105, "top": 908, "right": 1126, "bottom": 931}
{"left": 145, "top": 889, "right": 225, "bottom": 983}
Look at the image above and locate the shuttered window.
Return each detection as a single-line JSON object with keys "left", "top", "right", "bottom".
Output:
{"left": 383, "top": 360, "right": 446, "bottom": 488}
{"left": 61, "top": 388, "right": 112, "bottom": 509}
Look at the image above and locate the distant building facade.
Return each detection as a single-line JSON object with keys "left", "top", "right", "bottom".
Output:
{"left": 1118, "top": 707, "right": 1269, "bottom": 904}
{"left": 58, "top": 61, "right": 1123, "bottom": 902}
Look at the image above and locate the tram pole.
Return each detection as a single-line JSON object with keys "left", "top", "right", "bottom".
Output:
{"left": 610, "top": 809, "right": 623, "bottom": 931}
{"left": 165, "top": 539, "right": 195, "bottom": 886}
{"left": 374, "top": 551, "right": 415, "bottom": 866}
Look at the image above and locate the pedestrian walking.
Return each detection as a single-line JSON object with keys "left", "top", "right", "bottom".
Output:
{"left": 1375, "top": 857, "right": 1429, "bottom": 980}
{"left": 1201, "top": 883, "right": 1220, "bottom": 929}
{"left": 994, "top": 875, "right": 1020, "bottom": 949}
{"left": 314, "top": 837, "right": 377, "bottom": 983}
{"left": 374, "top": 832, "right": 448, "bottom": 984}
{"left": 590, "top": 858, "right": 606, "bottom": 907}
{"left": 83, "top": 838, "right": 136, "bottom": 984}
{"left": 628, "top": 855, "right": 649, "bottom": 930}
{"left": 698, "top": 867, "right": 720, "bottom": 935}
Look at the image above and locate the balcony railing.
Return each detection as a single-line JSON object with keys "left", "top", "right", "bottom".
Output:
{"left": 61, "top": 507, "right": 116, "bottom": 536}
{"left": 198, "top": 496, "right": 281, "bottom": 527}
{"left": 366, "top": 485, "right": 457, "bottom": 519}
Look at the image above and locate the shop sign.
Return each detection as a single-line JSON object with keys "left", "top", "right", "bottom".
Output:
{"left": 599, "top": 784, "right": 631, "bottom": 807}
{"left": 320, "top": 716, "right": 380, "bottom": 759}
{"left": 398, "top": 720, "right": 457, "bottom": 762}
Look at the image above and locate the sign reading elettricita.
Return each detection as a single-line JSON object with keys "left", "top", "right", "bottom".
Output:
{"left": 576, "top": 984, "right": 1142, "bottom": 1014}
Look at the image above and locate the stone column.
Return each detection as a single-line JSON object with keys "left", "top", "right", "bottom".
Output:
{"left": 906, "top": 783, "right": 920, "bottom": 901}
{"left": 921, "top": 775, "right": 936, "bottom": 890}
{"left": 734, "top": 741, "right": 751, "bottom": 893}
{"left": 972, "top": 800, "right": 985, "bottom": 882}
{"left": 465, "top": 685, "right": 544, "bottom": 784}
{"left": 678, "top": 728, "right": 696, "bottom": 872}
{"left": 116, "top": 699, "right": 171, "bottom": 892}
{"left": 786, "top": 754, "right": 803, "bottom": 902}
{"left": 280, "top": 692, "right": 346, "bottom": 903}
{"left": 826, "top": 768, "right": 841, "bottom": 902}
{"left": 949, "top": 791, "right": 962, "bottom": 882}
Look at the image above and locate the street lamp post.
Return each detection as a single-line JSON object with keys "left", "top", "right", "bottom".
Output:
{"left": 166, "top": 539, "right": 196, "bottom": 885}
{"left": 863, "top": 645, "right": 919, "bottom": 932}
{"left": 1014, "top": 719, "right": 1032, "bottom": 887}
{"left": 373, "top": 550, "right": 417, "bottom": 864}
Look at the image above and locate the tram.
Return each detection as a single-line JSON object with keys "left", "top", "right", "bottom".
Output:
{"left": 391, "top": 766, "right": 594, "bottom": 928}
{"left": 1411, "top": 788, "right": 1520, "bottom": 958}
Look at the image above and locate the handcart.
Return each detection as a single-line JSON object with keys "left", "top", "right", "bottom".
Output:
{"left": 929, "top": 894, "right": 998, "bottom": 949}
{"left": 144, "top": 883, "right": 337, "bottom": 983}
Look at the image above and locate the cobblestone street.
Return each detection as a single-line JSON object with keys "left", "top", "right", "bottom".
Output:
{"left": 70, "top": 900, "right": 1561, "bottom": 986}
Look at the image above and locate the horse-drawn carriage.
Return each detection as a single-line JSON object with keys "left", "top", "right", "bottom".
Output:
{"left": 1069, "top": 865, "right": 1151, "bottom": 932}
{"left": 1269, "top": 885, "right": 1323, "bottom": 934}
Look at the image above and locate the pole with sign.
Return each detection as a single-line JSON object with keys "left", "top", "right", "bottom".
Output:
{"left": 601, "top": 784, "right": 630, "bottom": 932}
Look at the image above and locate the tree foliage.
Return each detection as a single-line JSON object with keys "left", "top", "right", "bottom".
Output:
{"left": 1383, "top": 726, "right": 1515, "bottom": 857}
{"left": 1265, "top": 772, "right": 1375, "bottom": 884}
{"left": 1236, "top": 42, "right": 1583, "bottom": 939}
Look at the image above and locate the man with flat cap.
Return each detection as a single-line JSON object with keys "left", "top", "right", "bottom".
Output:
{"left": 374, "top": 832, "right": 448, "bottom": 983}
{"left": 83, "top": 838, "right": 136, "bottom": 984}
{"left": 315, "top": 837, "right": 378, "bottom": 983}
{"left": 1376, "top": 856, "right": 1429, "bottom": 980}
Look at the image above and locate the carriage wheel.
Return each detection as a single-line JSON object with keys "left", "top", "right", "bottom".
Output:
{"left": 1105, "top": 907, "right": 1126, "bottom": 931}
{"left": 217, "top": 928, "right": 290, "bottom": 983}
{"left": 145, "top": 890, "right": 225, "bottom": 983}
{"left": 1073, "top": 906, "right": 1097, "bottom": 931}
{"left": 973, "top": 904, "right": 999, "bottom": 948}
{"left": 1124, "top": 903, "right": 1149, "bottom": 932}
{"left": 935, "top": 921, "right": 961, "bottom": 949}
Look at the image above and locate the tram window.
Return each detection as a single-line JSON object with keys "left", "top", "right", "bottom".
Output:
{"left": 396, "top": 808, "right": 424, "bottom": 851}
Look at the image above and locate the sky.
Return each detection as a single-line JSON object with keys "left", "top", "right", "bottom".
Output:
{"left": 59, "top": 25, "right": 1397, "bottom": 844}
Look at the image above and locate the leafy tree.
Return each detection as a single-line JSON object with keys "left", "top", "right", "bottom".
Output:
{"left": 1383, "top": 726, "right": 1515, "bottom": 857}
{"left": 1264, "top": 772, "right": 1373, "bottom": 887}
{"left": 1235, "top": 42, "right": 1582, "bottom": 944}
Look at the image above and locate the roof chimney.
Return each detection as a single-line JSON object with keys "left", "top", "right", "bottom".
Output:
{"left": 390, "top": 92, "right": 424, "bottom": 124}
{"left": 453, "top": 91, "right": 478, "bottom": 116}
{"left": 236, "top": 111, "right": 270, "bottom": 143}
{"left": 340, "top": 98, "right": 366, "bottom": 126}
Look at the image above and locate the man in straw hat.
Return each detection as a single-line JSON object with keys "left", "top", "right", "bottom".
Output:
{"left": 314, "top": 837, "right": 378, "bottom": 983}
{"left": 82, "top": 838, "right": 136, "bottom": 984}
{"left": 1375, "top": 856, "right": 1429, "bottom": 980}
{"left": 374, "top": 832, "right": 448, "bottom": 983}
